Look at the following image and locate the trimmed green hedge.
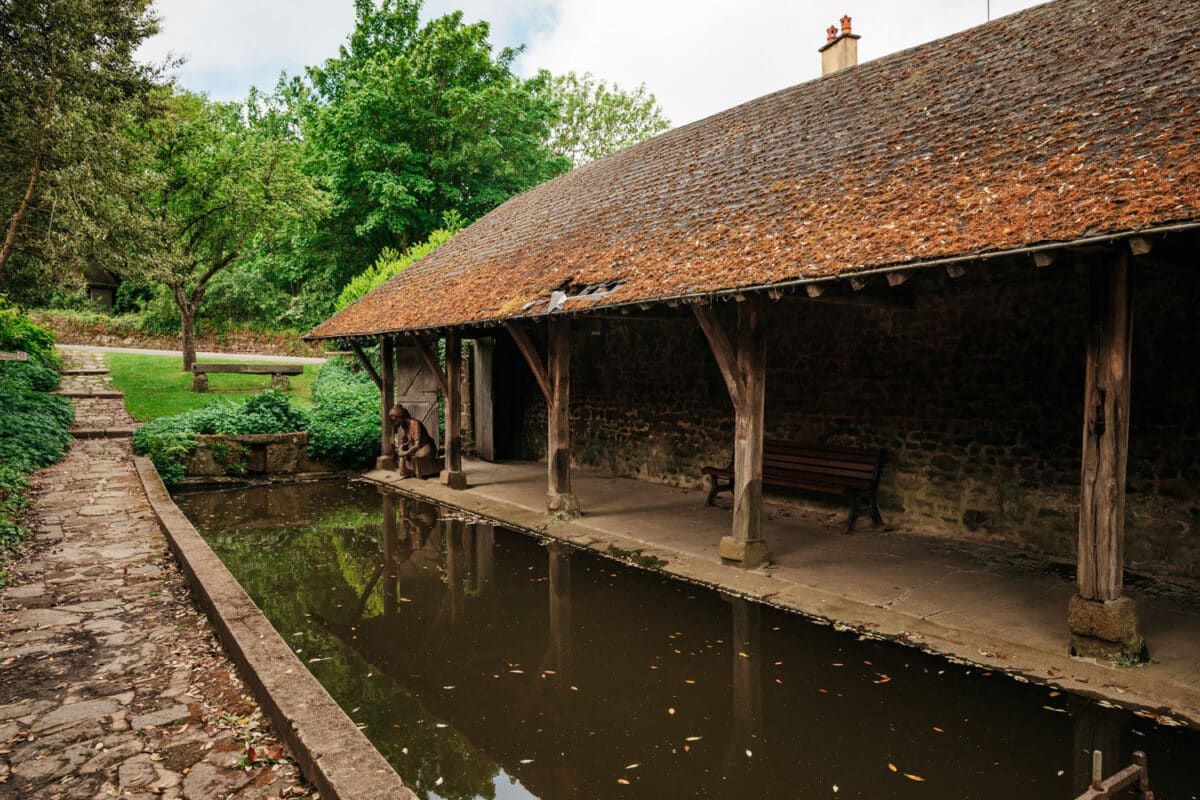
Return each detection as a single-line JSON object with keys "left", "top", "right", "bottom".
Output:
{"left": 305, "top": 357, "right": 381, "bottom": 465}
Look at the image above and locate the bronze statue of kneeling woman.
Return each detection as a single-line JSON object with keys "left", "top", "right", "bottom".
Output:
{"left": 388, "top": 404, "right": 437, "bottom": 478}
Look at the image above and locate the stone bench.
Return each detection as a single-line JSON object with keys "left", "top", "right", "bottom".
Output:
{"left": 191, "top": 362, "right": 303, "bottom": 392}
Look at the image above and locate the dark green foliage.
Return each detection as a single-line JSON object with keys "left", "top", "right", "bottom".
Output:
{"left": 133, "top": 390, "right": 307, "bottom": 484}
{"left": 0, "top": 306, "right": 73, "bottom": 582}
{"left": 305, "top": 358, "right": 381, "bottom": 466}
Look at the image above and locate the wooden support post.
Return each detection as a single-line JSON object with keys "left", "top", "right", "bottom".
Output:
{"left": 377, "top": 336, "right": 396, "bottom": 470}
{"left": 440, "top": 333, "right": 467, "bottom": 489}
{"left": 693, "top": 301, "right": 770, "bottom": 568}
{"left": 382, "top": 492, "right": 398, "bottom": 617}
{"left": 547, "top": 541, "right": 573, "bottom": 675}
{"left": 546, "top": 317, "right": 580, "bottom": 517}
{"left": 1069, "top": 251, "right": 1145, "bottom": 662}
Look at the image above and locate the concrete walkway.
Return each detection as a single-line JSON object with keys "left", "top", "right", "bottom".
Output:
{"left": 368, "top": 458, "right": 1200, "bottom": 728}
{"left": 58, "top": 344, "right": 327, "bottom": 365}
{"left": 0, "top": 351, "right": 310, "bottom": 799}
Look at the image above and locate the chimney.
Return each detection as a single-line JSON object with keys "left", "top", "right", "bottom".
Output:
{"left": 819, "top": 14, "right": 860, "bottom": 75}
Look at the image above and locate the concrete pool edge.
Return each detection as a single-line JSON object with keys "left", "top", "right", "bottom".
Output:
{"left": 362, "top": 469, "right": 1200, "bottom": 731}
{"left": 134, "top": 456, "right": 418, "bottom": 800}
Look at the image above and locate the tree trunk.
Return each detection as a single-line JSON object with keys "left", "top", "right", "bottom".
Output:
{"left": 179, "top": 303, "right": 198, "bottom": 372}
{"left": 0, "top": 128, "right": 47, "bottom": 274}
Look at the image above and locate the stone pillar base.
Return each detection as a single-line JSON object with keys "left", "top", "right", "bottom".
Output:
{"left": 375, "top": 455, "right": 397, "bottom": 471}
{"left": 719, "top": 536, "right": 770, "bottom": 569}
{"left": 1068, "top": 594, "right": 1148, "bottom": 664}
{"left": 192, "top": 373, "right": 208, "bottom": 392}
{"left": 440, "top": 470, "right": 467, "bottom": 490}
{"left": 547, "top": 492, "right": 581, "bottom": 520}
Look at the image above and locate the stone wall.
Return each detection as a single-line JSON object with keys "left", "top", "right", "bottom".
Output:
{"left": 513, "top": 261, "right": 1200, "bottom": 578}
{"left": 186, "top": 433, "right": 333, "bottom": 478}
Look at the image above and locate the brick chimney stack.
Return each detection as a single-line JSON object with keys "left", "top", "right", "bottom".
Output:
{"left": 820, "top": 14, "right": 860, "bottom": 76}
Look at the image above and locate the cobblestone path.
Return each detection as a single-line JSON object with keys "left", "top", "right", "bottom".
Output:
{"left": 1, "top": 351, "right": 311, "bottom": 799}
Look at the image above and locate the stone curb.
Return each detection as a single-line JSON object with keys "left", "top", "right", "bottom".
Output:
{"left": 133, "top": 456, "right": 416, "bottom": 800}
{"left": 61, "top": 368, "right": 110, "bottom": 375}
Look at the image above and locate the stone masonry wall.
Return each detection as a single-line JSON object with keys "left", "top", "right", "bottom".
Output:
{"left": 515, "top": 262, "right": 1200, "bottom": 578}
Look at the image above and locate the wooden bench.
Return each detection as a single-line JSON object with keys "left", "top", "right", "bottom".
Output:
{"left": 191, "top": 362, "right": 303, "bottom": 392}
{"left": 702, "top": 439, "right": 885, "bottom": 533}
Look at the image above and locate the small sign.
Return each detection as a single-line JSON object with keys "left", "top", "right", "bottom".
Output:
{"left": 0, "top": 351, "right": 28, "bottom": 362}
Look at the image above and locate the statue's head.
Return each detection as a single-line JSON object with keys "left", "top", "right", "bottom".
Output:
{"left": 389, "top": 403, "right": 410, "bottom": 423}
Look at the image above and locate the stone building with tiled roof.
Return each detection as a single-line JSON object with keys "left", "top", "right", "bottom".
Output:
{"left": 309, "top": 0, "right": 1200, "bottom": 660}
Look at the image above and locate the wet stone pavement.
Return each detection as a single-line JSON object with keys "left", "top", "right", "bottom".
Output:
{"left": 0, "top": 351, "right": 310, "bottom": 799}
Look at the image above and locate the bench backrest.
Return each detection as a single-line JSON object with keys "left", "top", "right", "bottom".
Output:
{"left": 762, "top": 439, "right": 882, "bottom": 490}
{"left": 192, "top": 363, "right": 304, "bottom": 375}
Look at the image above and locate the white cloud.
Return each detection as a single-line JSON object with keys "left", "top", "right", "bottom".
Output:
{"left": 138, "top": 0, "right": 1047, "bottom": 113}
{"left": 138, "top": 1, "right": 357, "bottom": 98}
{"left": 519, "top": 0, "right": 1047, "bottom": 127}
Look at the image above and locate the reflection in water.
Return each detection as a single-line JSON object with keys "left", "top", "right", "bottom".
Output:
{"left": 177, "top": 481, "right": 1200, "bottom": 800}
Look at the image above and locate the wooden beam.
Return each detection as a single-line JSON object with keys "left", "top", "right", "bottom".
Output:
{"left": 505, "top": 323, "right": 551, "bottom": 403}
{"left": 946, "top": 264, "right": 966, "bottom": 278}
{"left": 414, "top": 338, "right": 450, "bottom": 395}
{"left": 1078, "top": 251, "right": 1132, "bottom": 602}
{"left": 546, "top": 316, "right": 579, "bottom": 516}
{"left": 886, "top": 271, "right": 909, "bottom": 287}
{"left": 379, "top": 336, "right": 395, "bottom": 458}
{"left": 692, "top": 303, "right": 742, "bottom": 411}
{"left": 1033, "top": 251, "right": 1056, "bottom": 268}
{"left": 805, "top": 283, "right": 825, "bottom": 298}
{"left": 349, "top": 341, "right": 382, "bottom": 389}
{"left": 849, "top": 277, "right": 867, "bottom": 292}
{"left": 441, "top": 333, "right": 466, "bottom": 489}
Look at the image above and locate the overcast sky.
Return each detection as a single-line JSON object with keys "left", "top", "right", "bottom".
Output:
{"left": 138, "top": 0, "right": 1047, "bottom": 127}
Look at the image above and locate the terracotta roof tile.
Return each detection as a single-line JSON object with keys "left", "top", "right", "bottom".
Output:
{"left": 308, "top": 0, "right": 1200, "bottom": 340}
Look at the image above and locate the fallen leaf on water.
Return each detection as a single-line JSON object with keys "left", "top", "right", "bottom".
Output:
{"left": 520, "top": 759, "right": 534, "bottom": 764}
{"left": 1048, "top": 691, "right": 1061, "bottom": 697}
{"left": 738, "top": 652, "right": 749, "bottom": 659}
{"left": 667, "top": 708, "right": 676, "bottom": 715}
{"left": 625, "top": 763, "right": 640, "bottom": 770}
{"left": 833, "top": 785, "right": 839, "bottom": 793}
{"left": 617, "top": 778, "right": 630, "bottom": 785}
{"left": 888, "top": 763, "right": 897, "bottom": 772}
{"left": 443, "top": 685, "right": 455, "bottom": 690}
{"left": 685, "top": 679, "right": 696, "bottom": 685}
{"left": 904, "top": 774, "right": 925, "bottom": 782}
{"left": 745, "top": 749, "right": 753, "bottom": 758}
{"left": 775, "top": 678, "right": 783, "bottom": 685}
{"left": 1042, "top": 706, "right": 1068, "bottom": 714}
{"left": 818, "top": 689, "right": 828, "bottom": 694}
{"left": 774, "top": 660, "right": 783, "bottom": 666}
{"left": 435, "top": 723, "right": 448, "bottom": 728}
{"left": 932, "top": 726, "right": 944, "bottom": 733}
{"left": 685, "top": 736, "right": 702, "bottom": 742}
{"left": 510, "top": 669, "right": 525, "bottom": 674}
{"left": 435, "top": 777, "right": 444, "bottom": 786}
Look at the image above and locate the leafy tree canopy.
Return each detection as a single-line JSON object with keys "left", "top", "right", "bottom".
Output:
{"left": 299, "top": 0, "right": 570, "bottom": 292}
{"left": 135, "top": 89, "right": 325, "bottom": 369}
{"left": 540, "top": 71, "right": 671, "bottom": 168}
{"left": 0, "top": 0, "right": 161, "bottom": 299}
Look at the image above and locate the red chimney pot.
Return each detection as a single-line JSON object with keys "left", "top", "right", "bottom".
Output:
{"left": 826, "top": 25, "right": 838, "bottom": 42}
{"left": 841, "top": 15, "right": 853, "bottom": 35}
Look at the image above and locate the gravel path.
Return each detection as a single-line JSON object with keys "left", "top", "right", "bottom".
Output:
{"left": 58, "top": 344, "right": 326, "bottom": 365}
{"left": 0, "top": 350, "right": 311, "bottom": 799}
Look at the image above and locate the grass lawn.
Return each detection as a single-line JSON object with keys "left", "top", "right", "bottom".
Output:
{"left": 106, "top": 353, "right": 318, "bottom": 421}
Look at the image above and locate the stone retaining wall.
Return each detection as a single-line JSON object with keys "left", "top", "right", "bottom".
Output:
{"left": 514, "top": 260, "right": 1200, "bottom": 577}
{"left": 187, "top": 433, "right": 333, "bottom": 478}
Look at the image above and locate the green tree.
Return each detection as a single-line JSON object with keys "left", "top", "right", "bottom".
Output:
{"left": 300, "top": 0, "right": 570, "bottom": 292}
{"left": 540, "top": 71, "right": 670, "bottom": 168}
{"left": 140, "top": 89, "right": 324, "bottom": 370}
{"left": 0, "top": 0, "right": 161, "bottom": 296}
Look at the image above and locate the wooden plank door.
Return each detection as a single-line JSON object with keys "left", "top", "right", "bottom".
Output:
{"left": 395, "top": 344, "right": 441, "bottom": 448}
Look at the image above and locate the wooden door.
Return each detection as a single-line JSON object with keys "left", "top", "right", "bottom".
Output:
{"left": 395, "top": 345, "right": 440, "bottom": 447}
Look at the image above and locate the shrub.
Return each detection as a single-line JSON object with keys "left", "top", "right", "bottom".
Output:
{"left": 133, "top": 390, "right": 307, "bottom": 484}
{"left": 0, "top": 302, "right": 73, "bottom": 585}
{"left": 305, "top": 358, "right": 380, "bottom": 465}
{"left": 334, "top": 214, "right": 464, "bottom": 311}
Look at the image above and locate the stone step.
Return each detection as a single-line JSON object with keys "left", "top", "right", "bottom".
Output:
{"left": 62, "top": 368, "right": 110, "bottom": 376}
{"left": 54, "top": 390, "right": 124, "bottom": 398}
{"left": 71, "top": 427, "right": 136, "bottom": 439}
